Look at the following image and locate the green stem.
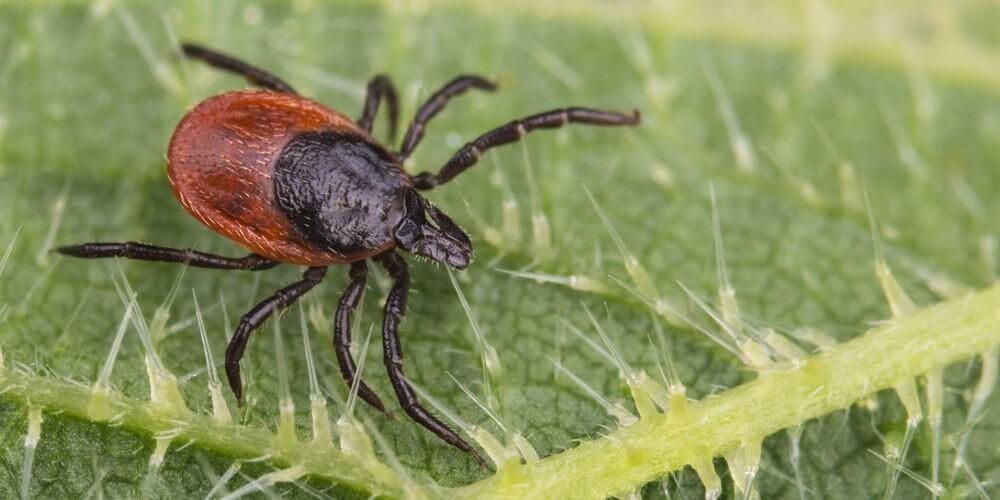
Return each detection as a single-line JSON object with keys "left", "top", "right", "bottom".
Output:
{"left": 453, "top": 284, "right": 1000, "bottom": 499}
{"left": 0, "top": 366, "right": 405, "bottom": 498}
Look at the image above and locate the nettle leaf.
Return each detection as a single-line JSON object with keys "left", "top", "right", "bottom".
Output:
{"left": 1, "top": 1, "right": 999, "bottom": 498}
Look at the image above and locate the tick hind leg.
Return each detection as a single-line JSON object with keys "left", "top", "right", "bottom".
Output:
{"left": 225, "top": 266, "right": 327, "bottom": 402}
{"left": 180, "top": 43, "right": 297, "bottom": 94}
{"left": 333, "top": 261, "right": 391, "bottom": 415}
{"left": 55, "top": 241, "right": 278, "bottom": 270}
{"left": 411, "top": 107, "right": 640, "bottom": 190}
{"left": 398, "top": 75, "right": 497, "bottom": 162}
{"left": 376, "top": 252, "right": 486, "bottom": 467}
{"left": 357, "top": 75, "right": 400, "bottom": 141}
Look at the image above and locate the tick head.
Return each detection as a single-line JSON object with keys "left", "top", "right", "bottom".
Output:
{"left": 394, "top": 190, "right": 472, "bottom": 269}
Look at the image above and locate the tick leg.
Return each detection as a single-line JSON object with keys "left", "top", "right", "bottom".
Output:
{"left": 334, "top": 261, "right": 391, "bottom": 415}
{"left": 357, "top": 75, "right": 400, "bottom": 141}
{"left": 376, "top": 252, "right": 486, "bottom": 467}
{"left": 55, "top": 241, "right": 278, "bottom": 270}
{"left": 225, "top": 266, "right": 327, "bottom": 402}
{"left": 398, "top": 75, "right": 497, "bottom": 162}
{"left": 180, "top": 43, "right": 297, "bottom": 94}
{"left": 411, "top": 107, "right": 640, "bottom": 190}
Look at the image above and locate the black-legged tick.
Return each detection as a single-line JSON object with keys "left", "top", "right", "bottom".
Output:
{"left": 57, "top": 43, "right": 640, "bottom": 465}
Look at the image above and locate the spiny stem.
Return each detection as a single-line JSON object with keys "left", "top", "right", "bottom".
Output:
{"left": 454, "top": 284, "right": 1000, "bottom": 499}
{"left": 0, "top": 366, "right": 405, "bottom": 498}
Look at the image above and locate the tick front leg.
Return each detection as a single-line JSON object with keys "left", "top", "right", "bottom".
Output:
{"left": 334, "top": 261, "right": 391, "bottom": 415}
{"left": 376, "top": 252, "right": 486, "bottom": 467}
{"left": 225, "top": 266, "right": 327, "bottom": 403}
{"left": 55, "top": 241, "right": 278, "bottom": 270}
{"left": 357, "top": 75, "right": 400, "bottom": 141}
{"left": 412, "top": 106, "right": 640, "bottom": 190}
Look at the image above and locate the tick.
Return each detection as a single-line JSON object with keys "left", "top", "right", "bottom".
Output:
{"left": 57, "top": 43, "right": 639, "bottom": 464}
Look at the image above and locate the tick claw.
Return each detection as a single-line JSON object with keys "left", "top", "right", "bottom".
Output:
{"left": 473, "top": 451, "right": 491, "bottom": 472}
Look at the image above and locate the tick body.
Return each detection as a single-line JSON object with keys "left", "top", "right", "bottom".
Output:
{"left": 168, "top": 91, "right": 410, "bottom": 265}
{"left": 58, "top": 43, "right": 639, "bottom": 466}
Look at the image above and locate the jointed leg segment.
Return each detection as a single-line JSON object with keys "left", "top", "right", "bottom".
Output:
{"left": 225, "top": 266, "right": 327, "bottom": 402}
{"left": 358, "top": 75, "right": 400, "bottom": 140}
{"left": 398, "top": 75, "right": 497, "bottom": 161}
{"left": 412, "top": 106, "right": 640, "bottom": 190}
{"left": 55, "top": 242, "right": 278, "bottom": 270}
{"left": 333, "top": 261, "right": 390, "bottom": 414}
{"left": 375, "top": 252, "right": 485, "bottom": 466}
{"left": 180, "top": 43, "right": 297, "bottom": 94}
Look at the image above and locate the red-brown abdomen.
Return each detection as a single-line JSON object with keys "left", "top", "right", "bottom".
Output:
{"left": 167, "top": 90, "right": 376, "bottom": 265}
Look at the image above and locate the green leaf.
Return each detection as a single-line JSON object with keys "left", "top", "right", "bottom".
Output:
{"left": 1, "top": 1, "right": 999, "bottom": 498}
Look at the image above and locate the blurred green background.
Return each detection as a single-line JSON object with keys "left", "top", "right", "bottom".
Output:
{"left": 1, "top": 0, "right": 999, "bottom": 498}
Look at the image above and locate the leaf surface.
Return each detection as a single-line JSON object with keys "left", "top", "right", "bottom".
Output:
{"left": 1, "top": 1, "right": 999, "bottom": 498}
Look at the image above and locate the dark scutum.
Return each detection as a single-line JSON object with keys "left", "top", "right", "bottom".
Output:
{"left": 274, "top": 132, "right": 411, "bottom": 256}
